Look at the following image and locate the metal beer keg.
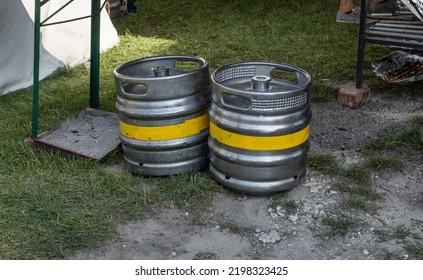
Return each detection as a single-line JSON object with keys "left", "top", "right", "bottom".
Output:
{"left": 114, "top": 55, "right": 210, "bottom": 176}
{"left": 208, "top": 61, "right": 312, "bottom": 194}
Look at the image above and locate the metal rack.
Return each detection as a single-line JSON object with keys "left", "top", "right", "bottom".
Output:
{"left": 356, "top": 0, "right": 423, "bottom": 89}
{"left": 32, "top": 0, "right": 107, "bottom": 138}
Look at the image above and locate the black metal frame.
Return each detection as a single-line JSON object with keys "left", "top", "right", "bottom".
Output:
{"left": 355, "top": 0, "right": 423, "bottom": 88}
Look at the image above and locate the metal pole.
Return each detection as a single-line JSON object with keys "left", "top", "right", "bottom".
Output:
{"left": 355, "top": 0, "right": 367, "bottom": 89}
{"left": 90, "top": 0, "right": 101, "bottom": 108}
{"left": 32, "top": 0, "right": 41, "bottom": 138}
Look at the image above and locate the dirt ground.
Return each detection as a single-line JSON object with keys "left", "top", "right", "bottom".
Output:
{"left": 75, "top": 86, "right": 423, "bottom": 260}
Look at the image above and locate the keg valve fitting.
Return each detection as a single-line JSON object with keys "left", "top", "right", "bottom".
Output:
{"left": 153, "top": 66, "right": 170, "bottom": 77}
{"left": 252, "top": 75, "right": 271, "bottom": 92}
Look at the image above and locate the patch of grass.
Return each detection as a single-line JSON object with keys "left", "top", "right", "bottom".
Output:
{"left": 271, "top": 196, "right": 298, "bottom": 214}
{"left": 404, "top": 242, "right": 423, "bottom": 259}
{"left": 148, "top": 172, "right": 222, "bottom": 209}
{"left": 279, "top": 199, "right": 299, "bottom": 214}
{"left": 192, "top": 251, "right": 219, "bottom": 260}
{"left": 342, "top": 196, "right": 376, "bottom": 213}
{"left": 410, "top": 115, "right": 423, "bottom": 126}
{"left": 365, "top": 155, "right": 402, "bottom": 171}
{"left": 412, "top": 219, "right": 423, "bottom": 233}
{"left": 322, "top": 215, "right": 364, "bottom": 236}
{"left": 375, "top": 225, "right": 413, "bottom": 242}
{"left": 191, "top": 214, "right": 216, "bottom": 226}
{"left": 310, "top": 82, "right": 338, "bottom": 102}
{"left": 308, "top": 153, "right": 340, "bottom": 175}
{"left": 363, "top": 119, "right": 423, "bottom": 155}
{"left": 379, "top": 250, "right": 404, "bottom": 260}
{"left": 374, "top": 229, "right": 392, "bottom": 242}
{"left": 375, "top": 225, "right": 423, "bottom": 259}
{"left": 393, "top": 225, "right": 412, "bottom": 240}
{"left": 191, "top": 215, "right": 244, "bottom": 234}
{"left": 334, "top": 182, "right": 381, "bottom": 201}
{"left": 343, "top": 164, "right": 372, "bottom": 185}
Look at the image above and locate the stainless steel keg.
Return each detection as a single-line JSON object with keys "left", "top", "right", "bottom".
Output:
{"left": 209, "top": 62, "right": 312, "bottom": 194}
{"left": 114, "top": 55, "right": 210, "bottom": 176}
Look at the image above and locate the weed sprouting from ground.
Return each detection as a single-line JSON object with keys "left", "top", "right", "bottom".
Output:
{"left": 322, "top": 215, "right": 364, "bottom": 236}
{"left": 308, "top": 154, "right": 340, "bottom": 175}
{"left": 375, "top": 224, "right": 423, "bottom": 259}
{"left": 192, "top": 251, "right": 219, "bottom": 260}
{"left": 341, "top": 196, "right": 377, "bottom": 213}
{"left": 271, "top": 194, "right": 299, "bottom": 214}
{"left": 364, "top": 155, "right": 402, "bottom": 171}
{"left": 363, "top": 116, "right": 423, "bottom": 155}
{"left": 343, "top": 164, "right": 372, "bottom": 185}
{"left": 334, "top": 182, "right": 381, "bottom": 201}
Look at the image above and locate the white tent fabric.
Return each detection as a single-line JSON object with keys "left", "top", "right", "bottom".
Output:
{"left": 0, "top": 0, "right": 119, "bottom": 95}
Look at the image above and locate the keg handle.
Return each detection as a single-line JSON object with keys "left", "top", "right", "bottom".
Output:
{"left": 174, "top": 59, "right": 202, "bottom": 72}
{"left": 119, "top": 79, "right": 149, "bottom": 98}
{"left": 219, "top": 91, "right": 253, "bottom": 111}
{"left": 269, "top": 66, "right": 312, "bottom": 86}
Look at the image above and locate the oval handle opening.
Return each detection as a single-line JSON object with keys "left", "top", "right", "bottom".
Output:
{"left": 122, "top": 82, "right": 148, "bottom": 95}
{"left": 271, "top": 68, "right": 298, "bottom": 84}
{"left": 222, "top": 92, "right": 252, "bottom": 110}
{"left": 174, "top": 60, "right": 201, "bottom": 72}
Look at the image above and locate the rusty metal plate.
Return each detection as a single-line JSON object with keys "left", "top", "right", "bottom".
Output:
{"left": 33, "top": 108, "right": 120, "bottom": 162}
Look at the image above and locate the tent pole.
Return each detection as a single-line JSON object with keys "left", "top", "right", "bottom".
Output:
{"left": 32, "top": 0, "right": 41, "bottom": 138}
{"left": 90, "top": 0, "right": 101, "bottom": 109}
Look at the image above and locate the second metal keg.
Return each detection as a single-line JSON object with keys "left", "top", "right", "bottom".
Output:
{"left": 208, "top": 61, "right": 312, "bottom": 194}
{"left": 114, "top": 55, "right": 210, "bottom": 176}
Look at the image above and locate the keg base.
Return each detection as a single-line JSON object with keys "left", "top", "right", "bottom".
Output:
{"left": 124, "top": 156, "right": 209, "bottom": 176}
{"left": 209, "top": 164, "right": 306, "bottom": 195}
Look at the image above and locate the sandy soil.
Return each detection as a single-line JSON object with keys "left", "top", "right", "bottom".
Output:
{"left": 75, "top": 90, "right": 423, "bottom": 260}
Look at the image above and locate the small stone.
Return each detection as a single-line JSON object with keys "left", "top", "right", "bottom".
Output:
{"left": 310, "top": 186, "right": 319, "bottom": 193}
{"left": 269, "top": 211, "right": 279, "bottom": 220}
{"left": 255, "top": 228, "right": 262, "bottom": 233}
{"left": 171, "top": 252, "right": 177, "bottom": 256}
{"left": 402, "top": 253, "right": 409, "bottom": 259}
{"left": 329, "top": 190, "right": 338, "bottom": 196}
{"left": 288, "top": 214, "right": 299, "bottom": 223}
{"left": 277, "top": 211, "right": 286, "bottom": 218}
{"left": 257, "top": 230, "right": 281, "bottom": 244}
{"left": 363, "top": 249, "right": 370, "bottom": 255}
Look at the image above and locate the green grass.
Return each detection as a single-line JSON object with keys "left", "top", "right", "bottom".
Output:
{"left": 192, "top": 251, "right": 219, "bottom": 260}
{"left": 271, "top": 198, "right": 299, "bottom": 214}
{"left": 322, "top": 215, "right": 364, "bottom": 236}
{"left": 1, "top": 0, "right": 422, "bottom": 259}
{"left": 334, "top": 182, "right": 381, "bottom": 201}
{"left": 363, "top": 117, "right": 423, "bottom": 155}
{"left": 307, "top": 154, "right": 340, "bottom": 175}
{"left": 364, "top": 155, "right": 402, "bottom": 171}
{"left": 342, "top": 196, "right": 377, "bottom": 213}
{"left": 375, "top": 225, "right": 423, "bottom": 259}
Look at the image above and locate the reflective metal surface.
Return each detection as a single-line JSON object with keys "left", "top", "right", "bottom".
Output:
{"left": 114, "top": 55, "right": 210, "bottom": 176}
{"left": 208, "top": 62, "right": 312, "bottom": 194}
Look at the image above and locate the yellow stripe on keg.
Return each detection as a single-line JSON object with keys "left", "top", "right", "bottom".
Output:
{"left": 120, "top": 114, "right": 209, "bottom": 141}
{"left": 210, "top": 121, "right": 309, "bottom": 151}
